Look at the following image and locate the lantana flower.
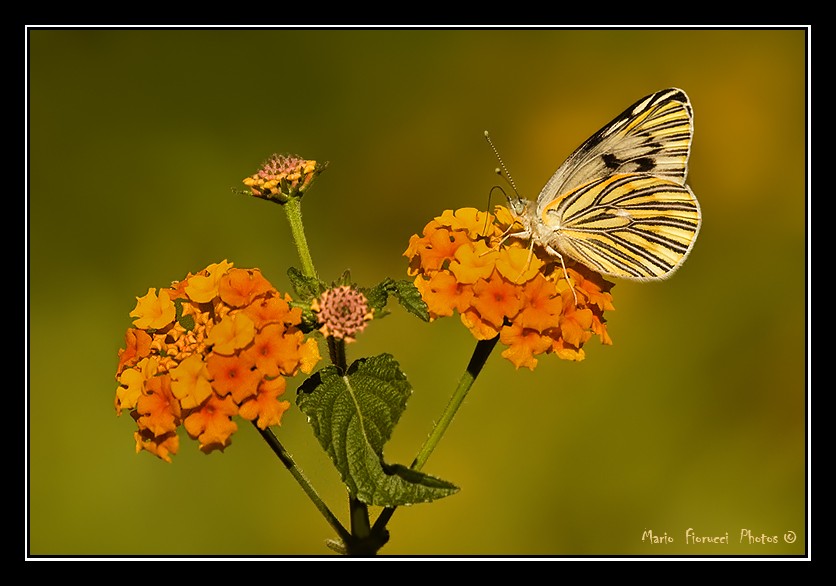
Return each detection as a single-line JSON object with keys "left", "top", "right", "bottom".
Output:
{"left": 114, "top": 261, "right": 321, "bottom": 461}
{"left": 242, "top": 153, "right": 328, "bottom": 204}
{"left": 311, "top": 285, "right": 373, "bottom": 343}
{"left": 404, "top": 207, "right": 615, "bottom": 369}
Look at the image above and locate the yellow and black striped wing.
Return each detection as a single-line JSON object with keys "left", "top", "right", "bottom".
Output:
{"left": 542, "top": 173, "right": 701, "bottom": 280}
{"left": 537, "top": 88, "right": 694, "bottom": 216}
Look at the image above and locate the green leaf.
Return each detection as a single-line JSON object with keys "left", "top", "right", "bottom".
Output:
{"left": 178, "top": 313, "right": 196, "bottom": 331}
{"left": 287, "top": 266, "right": 323, "bottom": 301}
{"left": 335, "top": 269, "right": 352, "bottom": 287}
{"left": 391, "top": 279, "right": 430, "bottom": 322}
{"left": 172, "top": 298, "right": 195, "bottom": 331}
{"left": 297, "top": 354, "right": 458, "bottom": 506}
{"left": 297, "top": 306, "right": 319, "bottom": 334}
{"left": 361, "top": 278, "right": 394, "bottom": 314}
{"left": 360, "top": 278, "right": 429, "bottom": 322}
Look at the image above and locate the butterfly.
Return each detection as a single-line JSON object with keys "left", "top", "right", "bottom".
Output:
{"left": 496, "top": 87, "right": 701, "bottom": 282}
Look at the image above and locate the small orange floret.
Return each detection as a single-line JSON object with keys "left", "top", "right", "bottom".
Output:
{"left": 239, "top": 377, "right": 290, "bottom": 430}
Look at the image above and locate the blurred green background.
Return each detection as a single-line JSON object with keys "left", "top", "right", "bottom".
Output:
{"left": 27, "top": 28, "right": 807, "bottom": 557}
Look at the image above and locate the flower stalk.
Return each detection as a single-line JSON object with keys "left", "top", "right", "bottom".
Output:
{"left": 327, "top": 336, "right": 347, "bottom": 373}
{"left": 412, "top": 335, "right": 499, "bottom": 471}
{"left": 253, "top": 422, "right": 351, "bottom": 545}
{"left": 371, "top": 335, "right": 499, "bottom": 538}
{"left": 267, "top": 165, "right": 385, "bottom": 552}
{"left": 283, "top": 196, "right": 318, "bottom": 281}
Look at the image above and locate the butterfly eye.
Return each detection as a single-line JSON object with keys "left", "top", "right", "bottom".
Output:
{"left": 508, "top": 197, "right": 527, "bottom": 216}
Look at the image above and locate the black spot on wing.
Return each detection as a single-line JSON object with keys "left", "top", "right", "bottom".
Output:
{"left": 601, "top": 153, "right": 656, "bottom": 173}
{"left": 602, "top": 153, "right": 621, "bottom": 170}
{"left": 634, "top": 157, "right": 656, "bottom": 172}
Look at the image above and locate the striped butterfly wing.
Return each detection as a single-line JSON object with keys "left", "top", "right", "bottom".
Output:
{"left": 536, "top": 88, "right": 701, "bottom": 280}
{"left": 537, "top": 88, "right": 693, "bottom": 203}
{"left": 544, "top": 174, "right": 700, "bottom": 280}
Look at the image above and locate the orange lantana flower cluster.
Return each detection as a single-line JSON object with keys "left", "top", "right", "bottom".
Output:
{"left": 405, "top": 207, "right": 615, "bottom": 369}
{"left": 114, "top": 260, "right": 320, "bottom": 461}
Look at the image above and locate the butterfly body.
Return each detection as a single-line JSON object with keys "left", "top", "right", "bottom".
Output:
{"left": 506, "top": 88, "right": 701, "bottom": 282}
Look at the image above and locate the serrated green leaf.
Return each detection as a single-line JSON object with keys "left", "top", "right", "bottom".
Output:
{"left": 335, "top": 269, "right": 352, "bottom": 287}
{"left": 360, "top": 278, "right": 428, "bottom": 322}
{"left": 287, "top": 266, "right": 323, "bottom": 301}
{"left": 381, "top": 462, "right": 459, "bottom": 488}
{"left": 297, "top": 354, "right": 458, "bottom": 506}
{"left": 361, "top": 278, "right": 395, "bottom": 314}
{"left": 391, "top": 279, "right": 430, "bottom": 322}
{"left": 297, "top": 306, "right": 319, "bottom": 333}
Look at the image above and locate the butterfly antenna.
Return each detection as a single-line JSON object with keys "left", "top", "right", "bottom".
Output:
{"left": 480, "top": 184, "right": 508, "bottom": 235}
{"left": 484, "top": 131, "right": 521, "bottom": 201}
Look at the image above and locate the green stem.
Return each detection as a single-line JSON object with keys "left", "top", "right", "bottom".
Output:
{"left": 350, "top": 497, "right": 371, "bottom": 539}
{"left": 253, "top": 422, "right": 351, "bottom": 546}
{"left": 411, "top": 336, "right": 499, "bottom": 470}
{"left": 283, "top": 196, "right": 318, "bottom": 280}
{"left": 327, "top": 336, "right": 348, "bottom": 374}
{"left": 371, "top": 335, "right": 499, "bottom": 535}
{"left": 324, "top": 335, "right": 372, "bottom": 551}
{"left": 346, "top": 496, "right": 389, "bottom": 556}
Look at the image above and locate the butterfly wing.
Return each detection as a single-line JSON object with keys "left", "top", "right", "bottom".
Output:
{"left": 544, "top": 173, "right": 701, "bottom": 280}
{"left": 536, "top": 88, "right": 693, "bottom": 215}
{"left": 535, "top": 88, "right": 700, "bottom": 280}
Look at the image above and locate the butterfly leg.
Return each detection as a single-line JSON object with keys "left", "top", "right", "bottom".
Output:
{"left": 519, "top": 239, "right": 536, "bottom": 284}
{"left": 544, "top": 245, "right": 578, "bottom": 306}
{"left": 496, "top": 229, "right": 538, "bottom": 284}
{"left": 493, "top": 224, "right": 522, "bottom": 250}
{"left": 480, "top": 225, "right": 516, "bottom": 260}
